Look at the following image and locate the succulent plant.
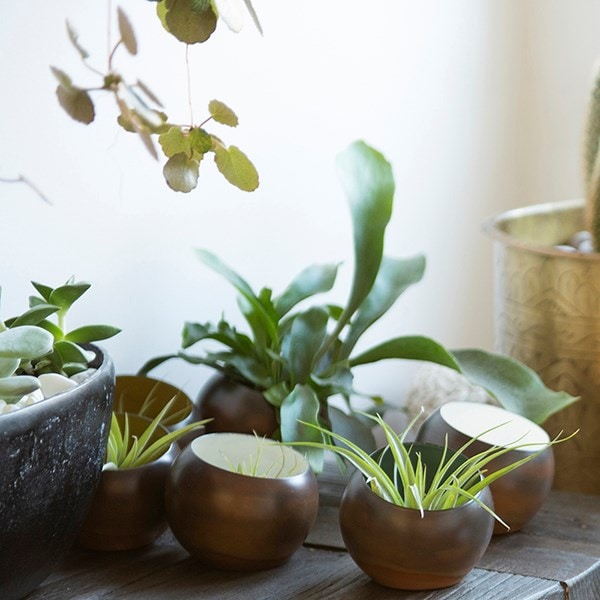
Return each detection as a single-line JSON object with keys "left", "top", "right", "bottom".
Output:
{"left": 0, "top": 278, "right": 120, "bottom": 405}
{"left": 0, "top": 321, "right": 54, "bottom": 402}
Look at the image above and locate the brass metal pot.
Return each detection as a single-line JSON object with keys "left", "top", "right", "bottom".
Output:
{"left": 484, "top": 199, "right": 600, "bottom": 494}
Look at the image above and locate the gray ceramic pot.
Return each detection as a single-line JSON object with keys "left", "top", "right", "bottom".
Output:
{"left": 0, "top": 346, "right": 114, "bottom": 600}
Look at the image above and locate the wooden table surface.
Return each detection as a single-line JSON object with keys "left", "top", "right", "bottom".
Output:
{"left": 28, "top": 465, "right": 600, "bottom": 600}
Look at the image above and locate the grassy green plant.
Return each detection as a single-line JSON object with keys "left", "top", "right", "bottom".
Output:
{"left": 290, "top": 412, "right": 577, "bottom": 529}
{"left": 221, "top": 435, "right": 301, "bottom": 478}
{"left": 106, "top": 397, "right": 211, "bottom": 469}
{"left": 140, "top": 141, "right": 578, "bottom": 471}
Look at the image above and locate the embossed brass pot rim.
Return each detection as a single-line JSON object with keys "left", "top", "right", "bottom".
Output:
{"left": 483, "top": 199, "right": 600, "bottom": 260}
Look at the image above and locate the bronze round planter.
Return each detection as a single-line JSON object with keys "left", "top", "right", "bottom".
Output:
{"left": 0, "top": 346, "right": 114, "bottom": 600}
{"left": 166, "top": 432, "right": 318, "bottom": 571}
{"left": 484, "top": 199, "right": 600, "bottom": 494}
{"left": 196, "top": 375, "right": 278, "bottom": 438}
{"left": 339, "top": 443, "right": 495, "bottom": 590}
{"left": 416, "top": 402, "right": 554, "bottom": 534}
{"left": 76, "top": 414, "right": 176, "bottom": 551}
{"left": 115, "top": 374, "right": 201, "bottom": 447}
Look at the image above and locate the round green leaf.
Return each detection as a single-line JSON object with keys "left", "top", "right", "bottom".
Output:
{"left": 163, "top": 153, "right": 200, "bottom": 193}
{"left": 0, "top": 326, "right": 54, "bottom": 360}
{"left": 56, "top": 85, "right": 95, "bottom": 124}
{"left": 0, "top": 376, "right": 41, "bottom": 402}
{"left": 159, "top": 126, "right": 191, "bottom": 158}
{"left": 189, "top": 128, "right": 212, "bottom": 154}
{"left": 164, "top": 0, "right": 217, "bottom": 44}
{"left": 208, "top": 99, "right": 239, "bottom": 127}
{"left": 65, "top": 324, "right": 121, "bottom": 344}
{"left": 214, "top": 145, "right": 259, "bottom": 191}
{"left": 117, "top": 7, "right": 138, "bottom": 55}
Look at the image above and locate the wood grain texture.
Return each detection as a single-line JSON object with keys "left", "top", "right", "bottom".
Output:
{"left": 24, "top": 464, "right": 599, "bottom": 600}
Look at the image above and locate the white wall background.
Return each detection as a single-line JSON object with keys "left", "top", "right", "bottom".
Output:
{"left": 1, "top": 1, "right": 599, "bottom": 403}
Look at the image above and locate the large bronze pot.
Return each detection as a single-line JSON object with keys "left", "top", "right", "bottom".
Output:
{"left": 484, "top": 199, "right": 600, "bottom": 494}
{"left": 166, "top": 432, "right": 319, "bottom": 570}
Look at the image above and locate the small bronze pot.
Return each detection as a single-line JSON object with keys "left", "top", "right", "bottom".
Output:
{"left": 416, "top": 401, "right": 554, "bottom": 534}
{"left": 76, "top": 414, "right": 176, "bottom": 551}
{"left": 115, "top": 375, "right": 201, "bottom": 447}
{"left": 166, "top": 432, "right": 319, "bottom": 571}
{"left": 196, "top": 375, "right": 278, "bottom": 438}
{"left": 339, "top": 443, "right": 495, "bottom": 590}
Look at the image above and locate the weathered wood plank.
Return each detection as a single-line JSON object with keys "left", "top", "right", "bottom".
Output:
{"left": 30, "top": 546, "right": 565, "bottom": 600}
{"left": 24, "top": 473, "right": 599, "bottom": 600}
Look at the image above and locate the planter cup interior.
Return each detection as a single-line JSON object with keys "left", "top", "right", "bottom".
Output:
{"left": 191, "top": 432, "right": 309, "bottom": 478}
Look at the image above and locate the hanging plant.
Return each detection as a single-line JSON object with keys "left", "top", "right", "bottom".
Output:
{"left": 52, "top": 2, "right": 261, "bottom": 193}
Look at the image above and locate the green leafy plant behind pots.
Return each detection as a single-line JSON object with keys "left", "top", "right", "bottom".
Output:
{"left": 141, "top": 141, "right": 578, "bottom": 471}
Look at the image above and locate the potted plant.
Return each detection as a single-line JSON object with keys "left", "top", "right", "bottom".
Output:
{"left": 484, "top": 65, "right": 600, "bottom": 495}
{"left": 165, "top": 432, "right": 319, "bottom": 571}
{"left": 77, "top": 399, "right": 210, "bottom": 551}
{"left": 142, "top": 141, "right": 577, "bottom": 471}
{"left": 288, "top": 411, "right": 575, "bottom": 590}
{"left": 0, "top": 278, "right": 119, "bottom": 600}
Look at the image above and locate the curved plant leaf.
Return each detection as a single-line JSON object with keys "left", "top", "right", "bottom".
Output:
{"left": 0, "top": 375, "right": 41, "bottom": 401}
{"left": 274, "top": 263, "right": 338, "bottom": 317}
{"left": 281, "top": 307, "right": 329, "bottom": 385}
{"left": 280, "top": 384, "right": 324, "bottom": 472}
{"left": 349, "top": 335, "right": 461, "bottom": 371}
{"left": 56, "top": 84, "right": 95, "bottom": 124}
{"left": 48, "top": 282, "right": 91, "bottom": 311}
{"left": 208, "top": 99, "right": 238, "bottom": 127}
{"left": 341, "top": 254, "right": 426, "bottom": 357}
{"left": 65, "top": 324, "right": 121, "bottom": 344}
{"left": 335, "top": 140, "right": 395, "bottom": 325}
{"left": 451, "top": 349, "right": 579, "bottom": 425}
{"left": 117, "top": 8, "right": 138, "bottom": 55}
{"left": 214, "top": 144, "right": 259, "bottom": 191}
{"left": 0, "top": 326, "right": 54, "bottom": 360}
